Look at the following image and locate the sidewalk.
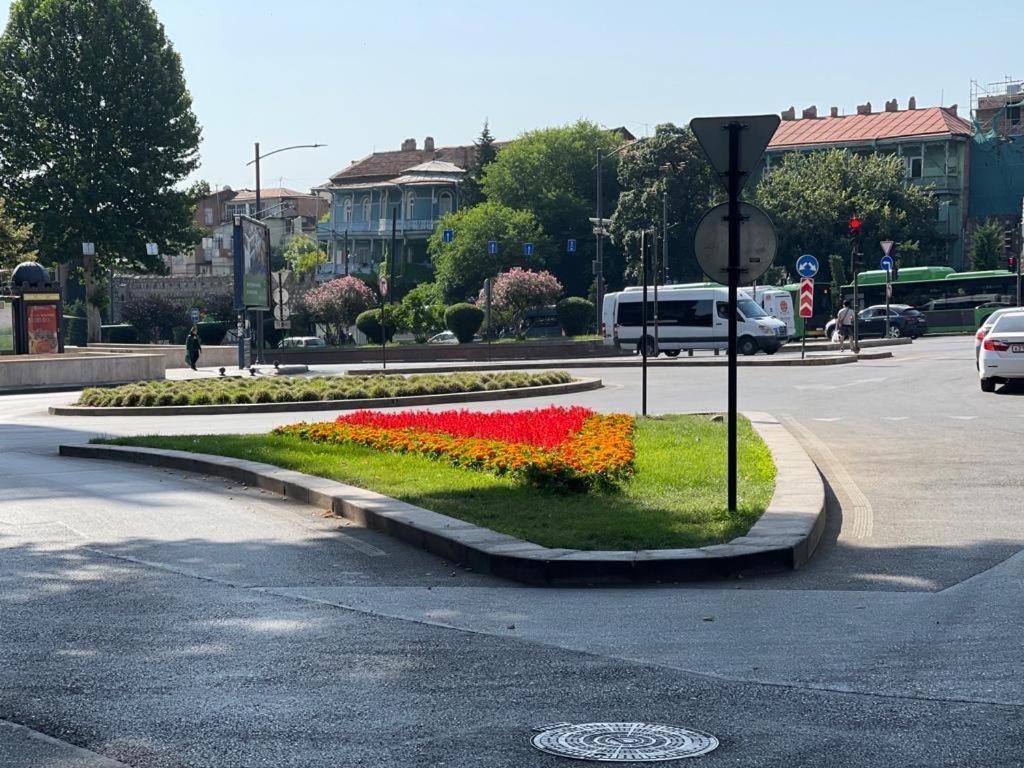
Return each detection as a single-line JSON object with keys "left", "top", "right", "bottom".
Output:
{"left": 0, "top": 719, "right": 129, "bottom": 767}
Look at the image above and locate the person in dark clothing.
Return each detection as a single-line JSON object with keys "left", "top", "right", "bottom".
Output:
{"left": 185, "top": 326, "right": 202, "bottom": 371}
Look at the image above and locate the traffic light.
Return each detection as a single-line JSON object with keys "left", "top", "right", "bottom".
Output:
{"left": 848, "top": 216, "right": 862, "bottom": 237}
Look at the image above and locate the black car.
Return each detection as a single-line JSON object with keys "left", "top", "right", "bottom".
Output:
{"left": 825, "top": 304, "right": 928, "bottom": 339}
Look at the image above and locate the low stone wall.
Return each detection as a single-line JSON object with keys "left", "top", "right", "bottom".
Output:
{"left": 272, "top": 340, "right": 619, "bottom": 365}
{"left": 80, "top": 344, "right": 239, "bottom": 368}
{"left": 0, "top": 353, "right": 166, "bottom": 393}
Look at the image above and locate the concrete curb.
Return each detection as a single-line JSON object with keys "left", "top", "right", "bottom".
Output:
{"left": 47, "top": 377, "right": 602, "bottom": 417}
{"left": 345, "top": 351, "right": 892, "bottom": 375}
{"left": 800, "top": 336, "right": 912, "bottom": 352}
{"left": 58, "top": 411, "right": 825, "bottom": 585}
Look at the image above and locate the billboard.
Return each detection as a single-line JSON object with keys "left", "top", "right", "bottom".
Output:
{"left": 0, "top": 299, "right": 13, "bottom": 354}
{"left": 26, "top": 303, "right": 59, "bottom": 354}
{"left": 233, "top": 215, "right": 270, "bottom": 310}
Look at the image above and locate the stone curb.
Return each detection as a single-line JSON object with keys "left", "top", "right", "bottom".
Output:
{"left": 345, "top": 351, "right": 892, "bottom": 375}
{"left": 57, "top": 411, "right": 825, "bottom": 585}
{"left": 47, "top": 377, "right": 602, "bottom": 417}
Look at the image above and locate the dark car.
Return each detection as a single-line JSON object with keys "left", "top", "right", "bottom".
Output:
{"left": 825, "top": 304, "right": 928, "bottom": 339}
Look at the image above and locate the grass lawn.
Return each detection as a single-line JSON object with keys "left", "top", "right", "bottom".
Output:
{"left": 101, "top": 415, "right": 775, "bottom": 550}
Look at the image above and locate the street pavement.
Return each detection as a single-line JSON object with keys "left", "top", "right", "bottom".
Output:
{"left": 2, "top": 336, "right": 1023, "bottom": 767}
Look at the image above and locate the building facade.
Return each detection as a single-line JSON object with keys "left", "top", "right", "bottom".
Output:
{"left": 763, "top": 100, "right": 974, "bottom": 268}
{"left": 316, "top": 136, "right": 472, "bottom": 283}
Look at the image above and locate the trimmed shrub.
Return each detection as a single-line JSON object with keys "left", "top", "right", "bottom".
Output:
{"left": 355, "top": 309, "right": 396, "bottom": 344}
{"left": 63, "top": 315, "right": 87, "bottom": 347}
{"left": 445, "top": 303, "right": 484, "bottom": 343}
{"left": 196, "top": 321, "right": 227, "bottom": 346}
{"left": 556, "top": 297, "right": 594, "bottom": 336}
{"left": 102, "top": 324, "right": 139, "bottom": 343}
{"left": 172, "top": 326, "right": 189, "bottom": 345}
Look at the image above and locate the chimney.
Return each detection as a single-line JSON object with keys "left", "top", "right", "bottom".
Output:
{"left": 885, "top": 98, "right": 898, "bottom": 112}
{"left": 830, "top": 106, "right": 839, "bottom": 118}
{"left": 908, "top": 96, "right": 917, "bottom": 110}
{"left": 801, "top": 105, "right": 818, "bottom": 119}
{"left": 948, "top": 103, "right": 958, "bottom": 116}
{"left": 857, "top": 101, "right": 872, "bottom": 116}
{"left": 401, "top": 138, "right": 417, "bottom": 151}
{"left": 424, "top": 136, "right": 435, "bottom": 152}
{"left": 781, "top": 106, "right": 796, "bottom": 121}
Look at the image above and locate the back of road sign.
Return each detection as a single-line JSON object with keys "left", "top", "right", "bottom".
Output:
{"left": 690, "top": 115, "right": 781, "bottom": 194}
{"left": 693, "top": 202, "right": 777, "bottom": 283}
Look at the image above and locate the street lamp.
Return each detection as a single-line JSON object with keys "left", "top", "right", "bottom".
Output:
{"left": 244, "top": 142, "right": 326, "bottom": 364}
{"left": 593, "top": 138, "right": 641, "bottom": 333}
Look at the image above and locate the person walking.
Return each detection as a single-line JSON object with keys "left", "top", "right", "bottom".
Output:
{"left": 185, "top": 326, "right": 202, "bottom": 371}
{"left": 836, "top": 300, "right": 856, "bottom": 352}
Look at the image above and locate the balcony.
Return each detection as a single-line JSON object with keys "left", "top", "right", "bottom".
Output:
{"left": 318, "top": 218, "right": 437, "bottom": 237}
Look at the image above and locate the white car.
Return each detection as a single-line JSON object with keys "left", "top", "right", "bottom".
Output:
{"left": 427, "top": 331, "right": 459, "bottom": 345}
{"left": 978, "top": 310, "right": 1024, "bottom": 392}
{"left": 277, "top": 336, "right": 326, "bottom": 348}
{"left": 975, "top": 307, "right": 1021, "bottom": 369}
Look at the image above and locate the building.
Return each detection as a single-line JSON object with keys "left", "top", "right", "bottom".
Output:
{"left": 763, "top": 99, "right": 974, "bottom": 268}
{"left": 316, "top": 136, "right": 474, "bottom": 283}
{"left": 166, "top": 187, "right": 329, "bottom": 277}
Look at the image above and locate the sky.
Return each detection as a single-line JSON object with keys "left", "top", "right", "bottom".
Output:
{"left": 1, "top": 0, "right": 1021, "bottom": 191}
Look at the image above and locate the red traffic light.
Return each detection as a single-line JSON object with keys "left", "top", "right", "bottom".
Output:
{"left": 848, "top": 216, "right": 862, "bottom": 235}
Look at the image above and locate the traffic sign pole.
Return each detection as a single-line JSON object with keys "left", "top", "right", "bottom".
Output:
{"left": 799, "top": 278, "right": 814, "bottom": 360}
{"left": 726, "top": 121, "right": 742, "bottom": 513}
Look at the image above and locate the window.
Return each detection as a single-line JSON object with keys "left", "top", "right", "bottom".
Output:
{"left": 342, "top": 198, "right": 353, "bottom": 223}
{"left": 901, "top": 144, "right": 923, "bottom": 179}
{"left": 406, "top": 191, "right": 416, "bottom": 219}
{"left": 361, "top": 196, "right": 371, "bottom": 222}
{"left": 1009, "top": 105, "right": 1021, "bottom": 126}
{"left": 203, "top": 207, "right": 213, "bottom": 226}
{"left": 438, "top": 191, "right": 453, "bottom": 216}
{"left": 659, "top": 300, "right": 713, "bottom": 327}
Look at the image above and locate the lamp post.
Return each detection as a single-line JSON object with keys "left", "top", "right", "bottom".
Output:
{"left": 245, "top": 142, "right": 326, "bottom": 363}
{"left": 593, "top": 139, "right": 640, "bottom": 333}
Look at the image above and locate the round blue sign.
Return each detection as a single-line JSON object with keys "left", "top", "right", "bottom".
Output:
{"left": 796, "top": 254, "right": 818, "bottom": 278}
{"left": 881, "top": 255, "right": 894, "bottom": 271}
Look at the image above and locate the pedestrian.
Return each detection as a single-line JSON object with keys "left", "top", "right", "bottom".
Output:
{"left": 836, "top": 300, "right": 855, "bottom": 352}
{"left": 185, "top": 326, "right": 202, "bottom": 371}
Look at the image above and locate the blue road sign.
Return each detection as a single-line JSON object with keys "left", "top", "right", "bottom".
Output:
{"left": 442, "top": 228, "right": 454, "bottom": 243}
{"left": 567, "top": 238, "right": 577, "bottom": 253}
{"left": 881, "top": 255, "right": 894, "bottom": 271}
{"left": 487, "top": 240, "right": 498, "bottom": 255}
{"left": 796, "top": 254, "right": 819, "bottom": 278}
{"left": 523, "top": 242, "right": 534, "bottom": 257}
{"left": 190, "top": 307, "right": 200, "bottom": 324}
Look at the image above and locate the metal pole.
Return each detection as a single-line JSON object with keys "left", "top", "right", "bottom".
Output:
{"left": 851, "top": 238, "right": 860, "bottom": 353}
{"left": 653, "top": 226, "right": 659, "bottom": 352}
{"left": 343, "top": 229, "right": 349, "bottom": 277}
{"left": 254, "top": 142, "right": 263, "bottom": 365}
{"left": 485, "top": 277, "right": 492, "bottom": 362}
{"left": 596, "top": 148, "right": 603, "bottom": 333}
{"left": 726, "top": 121, "right": 742, "bottom": 513}
{"left": 884, "top": 264, "right": 891, "bottom": 338}
{"left": 641, "top": 230, "right": 648, "bottom": 416}
{"left": 662, "top": 183, "right": 669, "bottom": 283}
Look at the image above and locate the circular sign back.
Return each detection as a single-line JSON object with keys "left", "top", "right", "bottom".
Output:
{"left": 693, "top": 202, "right": 777, "bottom": 284}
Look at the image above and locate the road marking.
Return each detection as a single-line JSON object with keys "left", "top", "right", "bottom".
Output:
{"left": 795, "top": 377, "right": 888, "bottom": 392}
{"left": 947, "top": 416, "right": 976, "bottom": 421}
{"left": 781, "top": 415, "right": 873, "bottom": 540}
{"left": 882, "top": 417, "right": 909, "bottom": 422}
{"left": 813, "top": 417, "right": 843, "bottom": 422}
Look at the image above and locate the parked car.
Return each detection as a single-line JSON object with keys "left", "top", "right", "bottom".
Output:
{"left": 277, "top": 336, "right": 326, "bottom": 349}
{"left": 979, "top": 310, "right": 1024, "bottom": 392}
{"left": 427, "top": 331, "right": 459, "bottom": 345}
{"left": 521, "top": 314, "right": 563, "bottom": 339}
{"left": 824, "top": 304, "right": 927, "bottom": 340}
{"left": 975, "top": 307, "right": 1022, "bottom": 369}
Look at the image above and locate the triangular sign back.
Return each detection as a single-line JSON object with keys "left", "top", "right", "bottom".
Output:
{"left": 690, "top": 114, "right": 781, "bottom": 193}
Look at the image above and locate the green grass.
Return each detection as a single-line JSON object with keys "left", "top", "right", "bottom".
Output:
{"left": 99, "top": 415, "right": 775, "bottom": 550}
{"left": 74, "top": 370, "right": 572, "bottom": 408}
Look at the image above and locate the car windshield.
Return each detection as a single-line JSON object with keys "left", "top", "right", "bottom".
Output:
{"left": 991, "top": 315, "right": 1024, "bottom": 333}
{"left": 737, "top": 298, "right": 768, "bottom": 318}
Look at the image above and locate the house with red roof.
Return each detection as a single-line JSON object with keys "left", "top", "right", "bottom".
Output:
{"left": 763, "top": 99, "right": 974, "bottom": 268}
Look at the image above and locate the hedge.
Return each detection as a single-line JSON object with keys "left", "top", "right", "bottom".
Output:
{"left": 557, "top": 297, "right": 594, "bottom": 336}
{"left": 101, "top": 324, "right": 139, "bottom": 343}
{"left": 63, "top": 315, "right": 87, "bottom": 347}
{"left": 355, "top": 308, "right": 396, "bottom": 344}
{"left": 445, "top": 303, "right": 484, "bottom": 343}
{"left": 196, "top": 321, "right": 227, "bottom": 346}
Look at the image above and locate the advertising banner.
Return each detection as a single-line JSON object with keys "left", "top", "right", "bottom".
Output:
{"left": 0, "top": 299, "right": 14, "bottom": 354}
{"left": 26, "top": 303, "right": 59, "bottom": 354}
{"left": 233, "top": 215, "right": 270, "bottom": 310}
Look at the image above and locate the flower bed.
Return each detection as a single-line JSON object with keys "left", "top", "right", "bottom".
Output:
{"left": 274, "top": 405, "right": 634, "bottom": 491}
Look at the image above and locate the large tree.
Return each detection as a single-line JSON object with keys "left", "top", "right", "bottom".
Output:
{"left": 610, "top": 123, "right": 718, "bottom": 283}
{"left": 459, "top": 120, "right": 498, "bottom": 208}
{"left": 282, "top": 234, "right": 327, "bottom": 277}
{"left": 0, "top": 0, "right": 203, "bottom": 340}
{"left": 969, "top": 219, "right": 1004, "bottom": 271}
{"left": 0, "top": 196, "right": 34, "bottom": 270}
{"left": 481, "top": 120, "right": 624, "bottom": 296}
{"left": 427, "top": 201, "right": 549, "bottom": 303}
{"left": 754, "top": 149, "right": 939, "bottom": 284}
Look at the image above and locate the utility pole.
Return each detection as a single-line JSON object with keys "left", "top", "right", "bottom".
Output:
{"left": 640, "top": 230, "right": 649, "bottom": 416}
{"left": 849, "top": 215, "right": 862, "bottom": 353}
{"left": 595, "top": 148, "right": 603, "bottom": 334}
{"left": 343, "top": 229, "right": 349, "bottom": 276}
{"left": 253, "top": 142, "right": 264, "bottom": 365}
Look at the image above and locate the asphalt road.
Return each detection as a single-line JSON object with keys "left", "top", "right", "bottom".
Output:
{"left": 3, "top": 336, "right": 1023, "bottom": 767}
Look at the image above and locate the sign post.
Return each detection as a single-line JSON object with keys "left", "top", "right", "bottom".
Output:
{"left": 692, "top": 114, "right": 780, "bottom": 512}
{"left": 799, "top": 278, "right": 814, "bottom": 360}
{"left": 640, "top": 231, "right": 649, "bottom": 416}
{"left": 484, "top": 277, "right": 493, "bottom": 362}
{"left": 880, "top": 240, "right": 894, "bottom": 339}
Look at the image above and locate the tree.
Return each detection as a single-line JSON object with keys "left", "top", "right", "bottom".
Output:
{"left": 482, "top": 120, "right": 624, "bottom": 296}
{"left": 428, "top": 201, "right": 549, "bottom": 303}
{"left": 0, "top": 196, "right": 34, "bottom": 269}
{"left": 396, "top": 282, "right": 446, "bottom": 342}
{"left": 119, "top": 295, "right": 185, "bottom": 343}
{"left": 283, "top": 235, "right": 327, "bottom": 277}
{"left": 299, "top": 276, "right": 375, "bottom": 345}
{"left": 828, "top": 254, "right": 847, "bottom": 313}
{"left": 754, "top": 149, "right": 939, "bottom": 286}
{"left": 970, "top": 219, "right": 1004, "bottom": 271}
{"left": 0, "top": 0, "right": 203, "bottom": 340}
{"left": 611, "top": 123, "right": 718, "bottom": 283}
{"left": 459, "top": 120, "right": 498, "bottom": 208}
{"left": 488, "top": 267, "right": 562, "bottom": 335}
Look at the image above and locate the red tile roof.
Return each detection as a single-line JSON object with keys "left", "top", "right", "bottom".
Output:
{"left": 329, "top": 146, "right": 476, "bottom": 184}
{"left": 768, "top": 107, "right": 973, "bottom": 149}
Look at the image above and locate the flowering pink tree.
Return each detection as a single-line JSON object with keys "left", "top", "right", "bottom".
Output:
{"left": 486, "top": 268, "right": 562, "bottom": 335}
{"left": 299, "top": 276, "right": 375, "bottom": 344}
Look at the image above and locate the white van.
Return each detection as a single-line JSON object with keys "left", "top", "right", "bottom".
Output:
{"left": 747, "top": 286, "right": 795, "bottom": 338}
{"left": 601, "top": 285, "right": 788, "bottom": 356}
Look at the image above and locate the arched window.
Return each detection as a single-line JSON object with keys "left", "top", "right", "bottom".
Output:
{"left": 361, "top": 196, "right": 371, "bottom": 222}
{"left": 342, "top": 197, "right": 352, "bottom": 223}
{"left": 406, "top": 191, "right": 417, "bottom": 220}
{"left": 438, "top": 190, "right": 453, "bottom": 216}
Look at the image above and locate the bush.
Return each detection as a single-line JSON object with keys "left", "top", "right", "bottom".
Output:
{"left": 63, "top": 315, "right": 87, "bottom": 347}
{"left": 355, "top": 308, "right": 396, "bottom": 344}
{"left": 102, "top": 324, "right": 139, "bottom": 343}
{"left": 445, "top": 303, "right": 484, "bottom": 343}
{"left": 556, "top": 297, "right": 594, "bottom": 336}
{"left": 196, "top": 321, "right": 227, "bottom": 346}
{"left": 172, "top": 325, "right": 189, "bottom": 345}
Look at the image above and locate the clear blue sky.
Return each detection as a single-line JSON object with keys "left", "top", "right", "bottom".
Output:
{"left": 2, "top": 0, "right": 1020, "bottom": 191}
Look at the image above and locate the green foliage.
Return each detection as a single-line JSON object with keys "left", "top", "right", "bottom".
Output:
{"left": 63, "top": 315, "right": 87, "bottom": 346}
{"left": 444, "top": 302, "right": 484, "bottom": 342}
{"left": 195, "top": 321, "right": 226, "bottom": 346}
{"left": 828, "top": 254, "right": 847, "bottom": 312}
{"left": 754, "top": 149, "right": 940, "bottom": 283}
{"left": 355, "top": 308, "right": 396, "bottom": 344}
{"left": 556, "top": 297, "right": 595, "bottom": 335}
{"left": 102, "top": 324, "right": 139, "bottom": 343}
{"left": 397, "top": 282, "right": 446, "bottom": 342}
{"left": 119, "top": 294, "right": 185, "bottom": 342}
{"left": 611, "top": 123, "right": 718, "bottom": 283}
{"left": 0, "top": 0, "right": 202, "bottom": 338}
{"left": 171, "top": 325, "right": 188, "bottom": 345}
{"left": 282, "top": 234, "right": 327, "bottom": 277}
{"left": 459, "top": 120, "right": 498, "bottom": 208}
{"left": 0, "top": 196, "right": 34, "bottom": 269}
{"left": 428, "top": 202, "right": 549, "bottom": 302}
{"left": 762, "top": 265, "right": 791, "bottom": 287}
{"left": 482, "top": 120, "right": 624, "bottom": 295}
{"left": 970, "top": 219, "right": 1005, "bottom": 271}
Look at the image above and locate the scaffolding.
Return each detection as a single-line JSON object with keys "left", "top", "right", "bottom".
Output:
{"left": 971, "top": 77, "right": 1024, "bottom": 139}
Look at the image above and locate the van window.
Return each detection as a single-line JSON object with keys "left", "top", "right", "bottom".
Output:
{"left": 617, "top": 299, "right": 712, "bottom": 327}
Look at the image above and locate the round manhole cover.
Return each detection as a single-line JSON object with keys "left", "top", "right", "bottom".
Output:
{"left": 531, "top": 722, "right": 719, "bottom": 762}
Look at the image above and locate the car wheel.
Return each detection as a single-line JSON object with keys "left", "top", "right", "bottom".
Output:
{"left": 888, "top": 326, "right": 902, "bottom": 338}
{"left": 980, "top": 377, "right": 996, "bottom": 393}
{"left": 637, "top": 336, "right": 658, "bottom": 357}
{"left": 664, "top": 349, "right": 680, "bottom": 357}
{"left": 738, "top": 336, "right": 759, "bottom": 356}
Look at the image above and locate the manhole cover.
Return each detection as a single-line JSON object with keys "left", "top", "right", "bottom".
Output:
{"left": 531, "top": 722, "right": 719, "bottom": 762}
